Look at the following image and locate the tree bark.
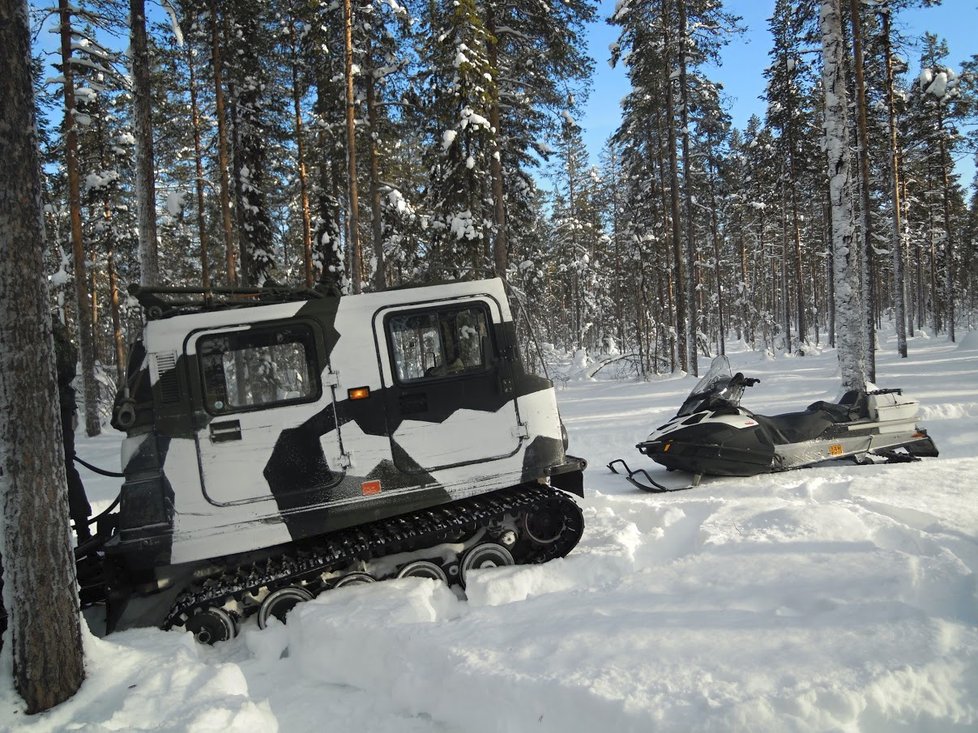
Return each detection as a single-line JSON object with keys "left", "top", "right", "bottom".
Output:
{"left": 289, "top": 22, "right": 316, "bottom": 289}
{"left": 343, "top": 0, "right": 362, "bottom": 293}
{"left": 130, "top": 0, "right": 160, "bottom": 286}
{"left": 485, "top": 5, "right": 508, "bottom": 280}
{"left": 58, "top": 0, "right": 101, "bottom": 437}
{"left": 938, "top": 132, "right": 956, "bottom": 342}
{"left": 1, "top": 0, "right": 86, "bottom": 712}
{"left": 209, "top": 0, "right": 237, "bottom": 285}
{"left": 662, "top": 0, "right": 687, "bottom": 373}
{"left": 364, "top": 41, "right": 387, "bottom": 292}
{"left": 185, "top": 39, "right": 211, "bottom": 290}
{"left": 879, "top": 5, "right": 907, "bottom": 358}
{"left": 847, "top": 0, "right": 876, "bottom": 380}
{"left": 820, "top": 0, "right": 865, "bottom": 391}
{"left": 676, "top": 0, "right": 697, "bottom": 375}
{"left": 108, "top": 252, "right": 125, "bottom": 385}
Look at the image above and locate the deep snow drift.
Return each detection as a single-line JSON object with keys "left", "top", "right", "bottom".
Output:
{"left": 2, "top": 332, "right": 976, "bottom": 732}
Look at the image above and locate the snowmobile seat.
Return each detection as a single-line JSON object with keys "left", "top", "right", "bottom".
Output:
{"left": 753, "top": 409, "right": 836, "bottom": 445}
{"left": 807, "top": 390, "right": 867, "bottom": 423}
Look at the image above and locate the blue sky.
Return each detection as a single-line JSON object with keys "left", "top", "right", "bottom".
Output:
{"left": 580, "top": 0, "right": 978, "bottom": 187}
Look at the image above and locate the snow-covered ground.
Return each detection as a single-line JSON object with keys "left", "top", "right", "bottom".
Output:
{"left": 2, "top": 331, "right": 977, "bottom": 732}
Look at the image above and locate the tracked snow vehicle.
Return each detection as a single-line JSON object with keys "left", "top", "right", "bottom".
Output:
{"left": 609, "top": 355, "right": 938, "bottom": 492}
{"left": 83, "top": 278, "right": 584, "bottom": 643}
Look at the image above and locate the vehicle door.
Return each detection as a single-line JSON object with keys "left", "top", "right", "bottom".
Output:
{"left": 190, "top": 320, "right": 345, "bottom": 505}
{"left": 377, "top": 298, "right": 523, "bottom": 473}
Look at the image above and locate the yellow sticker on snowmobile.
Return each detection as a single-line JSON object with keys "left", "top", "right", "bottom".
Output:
{"left": 829, "top": 444, "right": 844, "bottom": 457}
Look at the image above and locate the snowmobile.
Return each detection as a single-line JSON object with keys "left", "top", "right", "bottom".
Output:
{"left": 608, "top": 355, "right": 938, "bottom": 492}
{"left": 72, "top": 278, "right": 584, "bottom": 644}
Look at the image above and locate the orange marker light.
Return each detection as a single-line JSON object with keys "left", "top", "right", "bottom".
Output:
{"left": 348, "top": 386, "right": 370, "bottom": 400}
{"left": 361, "top": 480, "right": 382, "bottom": 496}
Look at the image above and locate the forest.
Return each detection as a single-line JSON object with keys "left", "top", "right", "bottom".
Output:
{"left": 27, "top": 0, "right": 978, "bottom": 436}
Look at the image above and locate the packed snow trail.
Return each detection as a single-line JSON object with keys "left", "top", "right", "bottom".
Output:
{"left": 1, "top": 332, "right": 976, "bottom": 732}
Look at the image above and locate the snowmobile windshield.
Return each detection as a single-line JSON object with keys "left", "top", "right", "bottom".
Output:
{"left": 677, "top": 355, "right": 743, "bottom": 416}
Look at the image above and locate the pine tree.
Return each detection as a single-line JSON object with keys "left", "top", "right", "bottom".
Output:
{"left": 418, "top": 0, "right": 497, "bottom": 280}
{"left": 1, "top": 0, "right": 86, "bottom": 712}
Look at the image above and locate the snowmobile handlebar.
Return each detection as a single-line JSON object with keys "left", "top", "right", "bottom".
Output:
{"left": 731, "top": 372, "right": 761, "bottom": 388}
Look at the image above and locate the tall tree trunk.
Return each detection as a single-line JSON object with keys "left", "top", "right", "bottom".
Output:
{"left": 58, "top": 0, "right": 101, "bottom": 437}
{"left": 780, "top": 184, "right": 793, "bottom": 351}
{"left": 939, "top": 133, "right": 956, "bottom": 342}
{"left": 130, "top": 0, "right": 160, "bottom": 285}
{"left": 364, "top": 42, "right": 387, "bottom": 291}
{"left": 1, "top": 0, "right": 86, "bottom": 712}
{"left": 485, "top": 6, "right": 508, "bottom": 280}
{"left": 185, "top": 38, "right": 211, "bottom": 290}
{"left": 880, "top": 5, "right": 907, "bottom": 357}
{"left": 343, "top": 0, "right": 362, "bottom": 293}
{"left": 290, "top": 24, "right": 315, "bottom": 289}
{"left": 108, "top": 252, "right": 125, "bottom": 384}
{"left": 209, "top": 0, "right": 237, "bottom": 285}
{"left": 561, "top": 116, "right": 582, "bottom": 350}
{"left": 662, "top": 0, "right": 687, "bottom": 372}
{"left": 820, "top": 0, "right": 865, "bottom": 391}
{"left": 676, "top": 0, "right": 697, "bottom": 374}
{"left": 706, "top": 151, "right": 725, "bottom": 355}
{"left": 787, "top": 155, "right": 806, "bottom": 346}
{"left": 848, "top": 0, "right": 876, "bottom": 380}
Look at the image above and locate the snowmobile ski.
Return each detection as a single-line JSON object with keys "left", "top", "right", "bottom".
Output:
{"left": 607, "top": 459, "right": 702, "bottom": 493}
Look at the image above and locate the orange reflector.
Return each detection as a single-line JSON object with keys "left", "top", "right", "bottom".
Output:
{"left": 348, "top": 386, "right": 370, "bottom": 400}
{"left": 663, "top": 442, "right": 671, "bottom": 453}
{"left": 829, "top": 444, "right": 844, "bottom": 457}
{"left": 361, "top": 480, "right": 382, "bottom": 496}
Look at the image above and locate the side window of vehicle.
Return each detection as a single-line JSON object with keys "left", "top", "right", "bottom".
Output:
{"left": 387, "top": 305, "right": 493, "bottom": 383}
{"left": 198, "top": 325, "right": 320, "bottom": 413}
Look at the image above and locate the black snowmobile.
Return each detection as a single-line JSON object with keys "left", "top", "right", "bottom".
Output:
{"left": 609, "top": 355, "right": 939, "bottom": 492}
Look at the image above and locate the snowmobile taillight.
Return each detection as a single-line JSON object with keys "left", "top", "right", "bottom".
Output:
{"left": 348, "top": 386, "right": 371, "bottom": 400}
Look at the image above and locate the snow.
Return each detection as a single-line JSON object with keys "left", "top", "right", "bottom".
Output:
{"left": 440, "top": 129, "right": 456, "bottom": 151}
{"left": 2, "top": 331, "right": 977, "bottom": 731}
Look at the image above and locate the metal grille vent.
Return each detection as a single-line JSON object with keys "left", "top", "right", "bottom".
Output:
{"left": 153, "top": 351, "right": 180, "bottom": 404}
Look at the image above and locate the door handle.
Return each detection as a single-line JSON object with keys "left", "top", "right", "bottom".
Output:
{"left": 210, "top": 419, "right": 242, "bottom": 442}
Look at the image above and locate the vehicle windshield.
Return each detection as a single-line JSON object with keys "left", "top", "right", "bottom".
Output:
{"left": 677, "top": 355, "right": 744, "bottom": 416}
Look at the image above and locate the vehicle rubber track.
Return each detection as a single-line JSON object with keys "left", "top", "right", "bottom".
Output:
{"left": 162, "top": 484, "right": 583, "bottom": 635}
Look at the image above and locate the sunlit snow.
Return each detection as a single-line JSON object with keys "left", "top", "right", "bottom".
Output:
{"left": 2, "top": 330, "right": 976, "bottom": 731}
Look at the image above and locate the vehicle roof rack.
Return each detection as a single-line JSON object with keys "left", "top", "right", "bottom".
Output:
{"left": 130, "top": 284, "right": 329, "bottom": 320}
